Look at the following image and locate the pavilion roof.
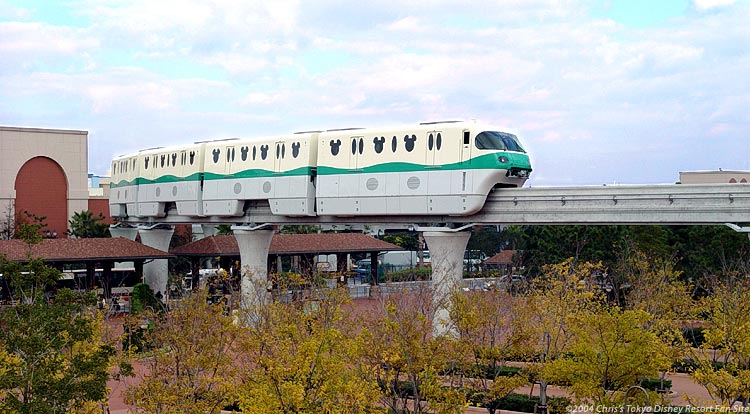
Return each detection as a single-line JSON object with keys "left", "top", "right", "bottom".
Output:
{"left": 0, "top": 238, "right": 173, "bottom": 263}
{"left": 171, "top": 234, "right": 403, "bottom": 257}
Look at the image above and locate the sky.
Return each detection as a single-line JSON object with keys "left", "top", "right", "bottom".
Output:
{"left": 1, "top": 0, "right": 748, "bottom": 186}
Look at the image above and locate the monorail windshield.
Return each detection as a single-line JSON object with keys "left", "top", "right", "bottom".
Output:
{"left": 475, "top": 131, "right": 526, "bottom": 152}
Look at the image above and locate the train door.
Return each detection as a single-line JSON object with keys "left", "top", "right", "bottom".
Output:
{"left": 225, "top": 145, "right": 235, "bottom": 174}
{"left": 274, "top": 140, "right": 286, "bottom": 173}
{"left": 425, "top": 130, "right": 442, "bottom": 166}
{"left": 348, "top": 136, "right": 364, "bottom": 170}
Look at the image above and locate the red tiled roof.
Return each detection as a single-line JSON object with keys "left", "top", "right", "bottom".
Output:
{"left": 0, "top": 238, "right": 173, "bottom": 263}
{"left": 171, "top": 234, "right": 402, "bottom": 256}
{"left": 484, "top": 250, "right": 518, "bottom": 265}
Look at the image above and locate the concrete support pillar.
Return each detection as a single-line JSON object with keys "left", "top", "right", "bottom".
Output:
{"left": 233, "top": 228, "right": 274, "bottom": 309}
{"left": 109, "top": 226, "right": 138, "bottom": 240}
{"left": 423, "top": 231, "right": 471, "bottom": 336}
{"left": 109, "top": 226, "right": 140, "bottom": 270}
{"left": 138, "top": 227, "right": 174, "bottom": 297}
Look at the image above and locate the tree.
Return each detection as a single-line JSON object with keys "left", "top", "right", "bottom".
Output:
{"left": 235, "top": 287, "right": 383, "bottom": 414}
{"left": 0, "top": 200, "right": 15, "bottom": 240}
{"left": 690, "top": 280, "right": 750, "bottom": 407}
{"left": 123, "top": 289, "right": 241, "bottom": 414}
{"left": 525, "top": 259, "right": 604, "bottom": 410}
{"left": 449, "top": 289, "right": 531, "bottom": 414}
{"left": 0, "top": 221, "right": 118, "bottom": 413}
{"left": 67, "top": 210, "right": 109, "bottom": 238}
{"left": 545, "top": 306, "right": 669, "bottom": 406}
{"left": 518, "top": 226, "right": 628, "bottom": 276}
{"left": 358, "top": 287, "right": 466, "bottom": 414}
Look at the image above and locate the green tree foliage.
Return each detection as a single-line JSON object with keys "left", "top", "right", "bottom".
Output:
{"left": 0, "top": 223, "right": 117, "bottom": 413}
{"left": 518, "top": 225, "right": 629, "bottom": 276}
{"left": 67, "top": 210, "right": 109, "bottom": 238}
{"left": 381, "top": 231, "right": 420, "bottom": 250}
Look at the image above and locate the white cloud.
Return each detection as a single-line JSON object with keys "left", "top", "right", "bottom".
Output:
{"left": 693, "top": 0, "right": 736, "bottom": 11}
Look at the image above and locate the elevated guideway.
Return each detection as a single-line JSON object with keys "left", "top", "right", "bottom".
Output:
{"left": 120, "top": 183, "right": 750, "bottom": 227}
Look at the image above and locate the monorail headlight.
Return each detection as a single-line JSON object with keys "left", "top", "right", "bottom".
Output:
{"left": 498, "top": 156, "right": 509, "bottom": 164}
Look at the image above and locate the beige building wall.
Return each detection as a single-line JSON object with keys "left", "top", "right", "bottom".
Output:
{"left": 0, "top": 126, "right": 90, "bottom": 223}
{"left": 679, "top": 170, "right": 750, "bottom": 184}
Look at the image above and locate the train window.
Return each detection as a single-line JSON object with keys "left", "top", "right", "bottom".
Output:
{"left": 253, "top": 145, "right": 257, "bottom": 160}
{"left": 241, "top": 146, "right": 248, "bottom": 161}
{"left": 475, "top": 131, "right": 525, "bottom": 152}
{"left": 358, "top": 138, "right": 364, "bottom": 154}
{"left": 161, "top": 154, "right": 166, "bottom": 168}
{"left": 276, "top": 144, "right": 281, "bottom": 159}
{"left": 374, "top": 137, "right": 385, "bottom": 153}
{"left": 292, "top": 142, "right": 300, "bottom": 158}
{"left": 189, "top": 151, "right": 195, "bottom": 165}
{"left": 351, "top": 138, "right": 357, "bottom": 155}
{"left": 231, "top": 147, "right": 235, "bottom": 161}
{"left": 428, "top": 133, "right": 434, "bottom": 150}
{"left": 172, "top": 153, "right": 177, "bottom": 166}
{"left": 132, "top": 159, "right": 136, "bottom": 170}
{"left": 404, "top": 134, "right": 417, "bottom": 152}
{"left": 282, "top": 143, "right": 286, "bottom": 158}
{"left": 436, "top": 133, "right": 442, "bottom": 150}
{"left": 391, "top": 136, "right": 397, "bottom": 152}
{"left": 463, "top": 131, "right": 470, "bottom": 145}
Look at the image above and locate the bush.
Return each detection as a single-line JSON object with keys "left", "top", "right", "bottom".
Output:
{"left": 467, "top": 391, "right": 570, "bottom": 414}
{"left": 640, "top": 377, "right": 672, "bottom": 391}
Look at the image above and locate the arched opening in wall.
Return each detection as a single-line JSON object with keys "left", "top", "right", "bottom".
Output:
{"left": 742, "top": 179, "right": 748, "bottom": 183}
{"left": 729, "top": 178, "right": 737, "bottom": 183}
{"left": 14, "top": 157, "right": 68, "bottom": 238}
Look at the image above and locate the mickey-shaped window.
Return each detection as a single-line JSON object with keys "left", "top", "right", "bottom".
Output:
{"left": 373, "top": 137, "right": 385, "bottom": 154}
{"left": 404, "top": 134, "right": 417, "bottom": 152}
{"left": 330, "top": 139, "right": 342, "bottom": 156}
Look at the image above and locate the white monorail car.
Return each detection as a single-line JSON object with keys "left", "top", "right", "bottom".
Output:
{"left": 315, "top": 121, "right": 531, "bottom": 216}
{"left": 201, "top": 133, "right": 318, "bottom": 216}
{"left": 109, "top": 120, "right": 532, "bottom": 218}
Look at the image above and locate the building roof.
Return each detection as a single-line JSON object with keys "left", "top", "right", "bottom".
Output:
{"left": 484, "top": 250, "right": 518, "bottom": 266}
{"left": 171, "top": 234, "right": 403, "bottom": 257}
{"left": 0, "top": 238, "right": 173, "bottom": 263}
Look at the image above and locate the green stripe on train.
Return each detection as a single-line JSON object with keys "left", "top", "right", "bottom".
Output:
{"left": 317, "top": 152, "right": 531, "bottom": 175}
{"left": 110, "top": 153, "right": 530, "bottom": 187}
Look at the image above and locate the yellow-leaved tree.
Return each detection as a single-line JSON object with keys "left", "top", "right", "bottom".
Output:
{"left": 358, "top": 286, "right": 467, "bottom": 414}
{"left": 525, "top": 259, "right": 604, "bottom": 411}
{"left": 545, "top": 305, "right": 669, "bottom": 406}
{"left": 123, "top": 289, "right": 241, "bottom": 414}
{"left": 449, "top": 288, "right": 532, "bottom": 414}
{"left": 235, "top": 285, "right": 382, "bottom": 414}
{"left": 690, "top": 279, "right": 750, "bottom": 407}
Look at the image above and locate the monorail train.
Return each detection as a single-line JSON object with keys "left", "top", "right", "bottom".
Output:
{"left": 109, "top": 120, "right": 532, "bottom": 218}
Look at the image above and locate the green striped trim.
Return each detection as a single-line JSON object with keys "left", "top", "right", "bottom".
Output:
{"left": 318, "top": 152, "right": 531, "bottom": 175}
{"left": 203, "top": 166, "right": 313, "bottom": 181}
{"left": 109, "top": 153, "right": 530, "bottom": 187}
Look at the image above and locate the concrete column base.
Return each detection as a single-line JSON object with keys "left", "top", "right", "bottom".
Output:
{"left": 423, "top": 231, "right": 471, "bottom": 336}
{"left": 138, "top": 227, "right": 174, "bottom": 298}
{"left": 233, "top": 228, "right": 274, "bottom": 310}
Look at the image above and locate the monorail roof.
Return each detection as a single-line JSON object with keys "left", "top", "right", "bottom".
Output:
{"left": 0, "top": 238, "right": 173, "bottom": 263}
